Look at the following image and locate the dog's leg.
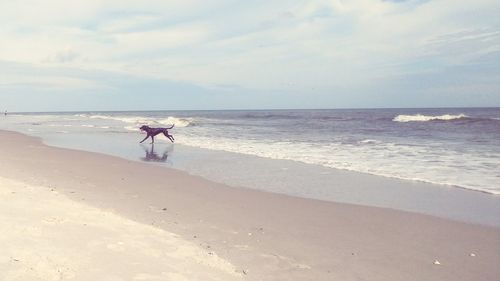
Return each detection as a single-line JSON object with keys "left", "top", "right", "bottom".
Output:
{"left": 163, "top": 131, "right": 174, "bottom": 143}
{"left": 140, "top": 135, "right": 149, "bottom": 143}
{"left": 151, "top": 135, "right": 155, "bottom": 144}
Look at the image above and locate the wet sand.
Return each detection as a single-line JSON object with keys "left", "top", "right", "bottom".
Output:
{"left": 0, "top": 130, "right": 499, "bottom": 281}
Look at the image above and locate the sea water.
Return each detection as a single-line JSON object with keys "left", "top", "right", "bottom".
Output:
{"left": 2, "top": 108, "right": 500, "bottom": 226}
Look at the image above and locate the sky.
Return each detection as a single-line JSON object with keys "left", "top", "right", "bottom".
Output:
{"left": 1, "top": 0, "right": 499, "bottom": 112}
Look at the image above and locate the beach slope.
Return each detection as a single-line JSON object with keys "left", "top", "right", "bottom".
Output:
{"left": 0, "top": 130, "right": 499, "bottom": 281}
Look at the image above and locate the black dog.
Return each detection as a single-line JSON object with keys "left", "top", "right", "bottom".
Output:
{"left": 139, "top": 125, "right": 175, "bottom": 143}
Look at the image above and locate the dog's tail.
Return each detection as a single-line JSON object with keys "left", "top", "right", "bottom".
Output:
{"left": 167, "top": 124, "right": 175, "bottom": 129}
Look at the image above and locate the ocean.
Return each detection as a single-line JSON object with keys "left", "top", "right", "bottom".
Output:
{"left": 3, "top": 108, "right": 500, "bottom": 225}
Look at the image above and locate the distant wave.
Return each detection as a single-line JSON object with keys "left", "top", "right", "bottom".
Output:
{"left": 76, "top": 114, "right": 194, "bottom": 127}
{"left": 393, "top": 114, "right": 468, "bottom": 122}
{"left": 358, "top": 139, "right": 381, "bottom": 144}
{"left": 241, "top": 113, "right": 301, "bottom": 120}
{"left": 240, "top": 113, "right": 357, "bottom": 121}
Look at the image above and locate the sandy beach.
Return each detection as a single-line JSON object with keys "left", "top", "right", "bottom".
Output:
{"left": 0, "top": 130, "right": 499, "bottom": 281}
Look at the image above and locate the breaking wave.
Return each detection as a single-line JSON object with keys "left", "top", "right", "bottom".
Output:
{"left": 393, "top": 114, "right": 468, "bottom": 122}
{"left": 76, "top": 114, "right": 194, "bottom": 128}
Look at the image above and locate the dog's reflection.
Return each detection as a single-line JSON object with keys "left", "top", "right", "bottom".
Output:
{"left": 140, "top": 144, "right": 172, "bottom": 163}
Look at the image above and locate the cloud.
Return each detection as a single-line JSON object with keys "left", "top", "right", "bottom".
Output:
{"left": 44, "top": 47, "right": 80, "bottom": 63}
{"left": 0, "top": 0, "right": 499, "bottom": 110}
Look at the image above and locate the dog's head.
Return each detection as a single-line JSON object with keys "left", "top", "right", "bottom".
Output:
{"left": 139, "top": 125, "right": 150, "bottom": 131}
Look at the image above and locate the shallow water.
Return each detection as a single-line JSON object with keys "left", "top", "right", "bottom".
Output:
{"left": 2, "top": 108, "right": 500, "bottom": 227}
{"left": 4, "top": 108, "right": 500, "bottom": 194}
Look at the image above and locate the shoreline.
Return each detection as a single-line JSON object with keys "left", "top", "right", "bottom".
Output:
{"left": 25, "top": 129, "right": 500, "bottom": 228}
{"left": 1, "top": 130, "right": 499, "bottom": 280}
{"left": 3, "top": 108, "right": 500, "bottom": 197}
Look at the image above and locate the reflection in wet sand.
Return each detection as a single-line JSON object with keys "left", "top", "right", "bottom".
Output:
{"left": 140, "top": 144, "right": 172, "bottom": 163}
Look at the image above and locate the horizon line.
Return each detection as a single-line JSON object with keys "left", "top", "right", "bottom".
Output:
{"left": 6, "top": 106, "right": 500, "bottom": 114}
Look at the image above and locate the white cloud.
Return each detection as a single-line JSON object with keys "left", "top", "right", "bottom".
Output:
{"left": 44, "top": 46, "right": 80, "bottom": 63}
{"left": 0, "top": 0, "right": 499, "bottom": 109}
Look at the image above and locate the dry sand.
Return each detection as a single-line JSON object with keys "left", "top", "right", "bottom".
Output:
{"left": 0, "top": 130, "right": 499, "bottom": 281}
{"left": 0, "top": 177, "right": 240, "bottom": 281}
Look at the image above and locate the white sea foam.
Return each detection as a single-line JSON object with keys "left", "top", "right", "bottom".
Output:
{"left": 393, "top": 114, "right": 468, "bottom": 122}
{"left": 156, "top": 117, "right": 192, "bottom": 127}
{"left": 85, "top": 115, "right": 193, "bottom": 127}
{"left": 359, "top": 139, "right": 380, "bottom": 144}
{"left": 177, "top": 134, "right": 500, "bottom": 195}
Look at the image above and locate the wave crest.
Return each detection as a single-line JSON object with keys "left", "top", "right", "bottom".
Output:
{"left": 79, "top": 114, "right": 193, "bottom": 127}
{"left": 393, "top": 114, "right": 468, "bottom": 122}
